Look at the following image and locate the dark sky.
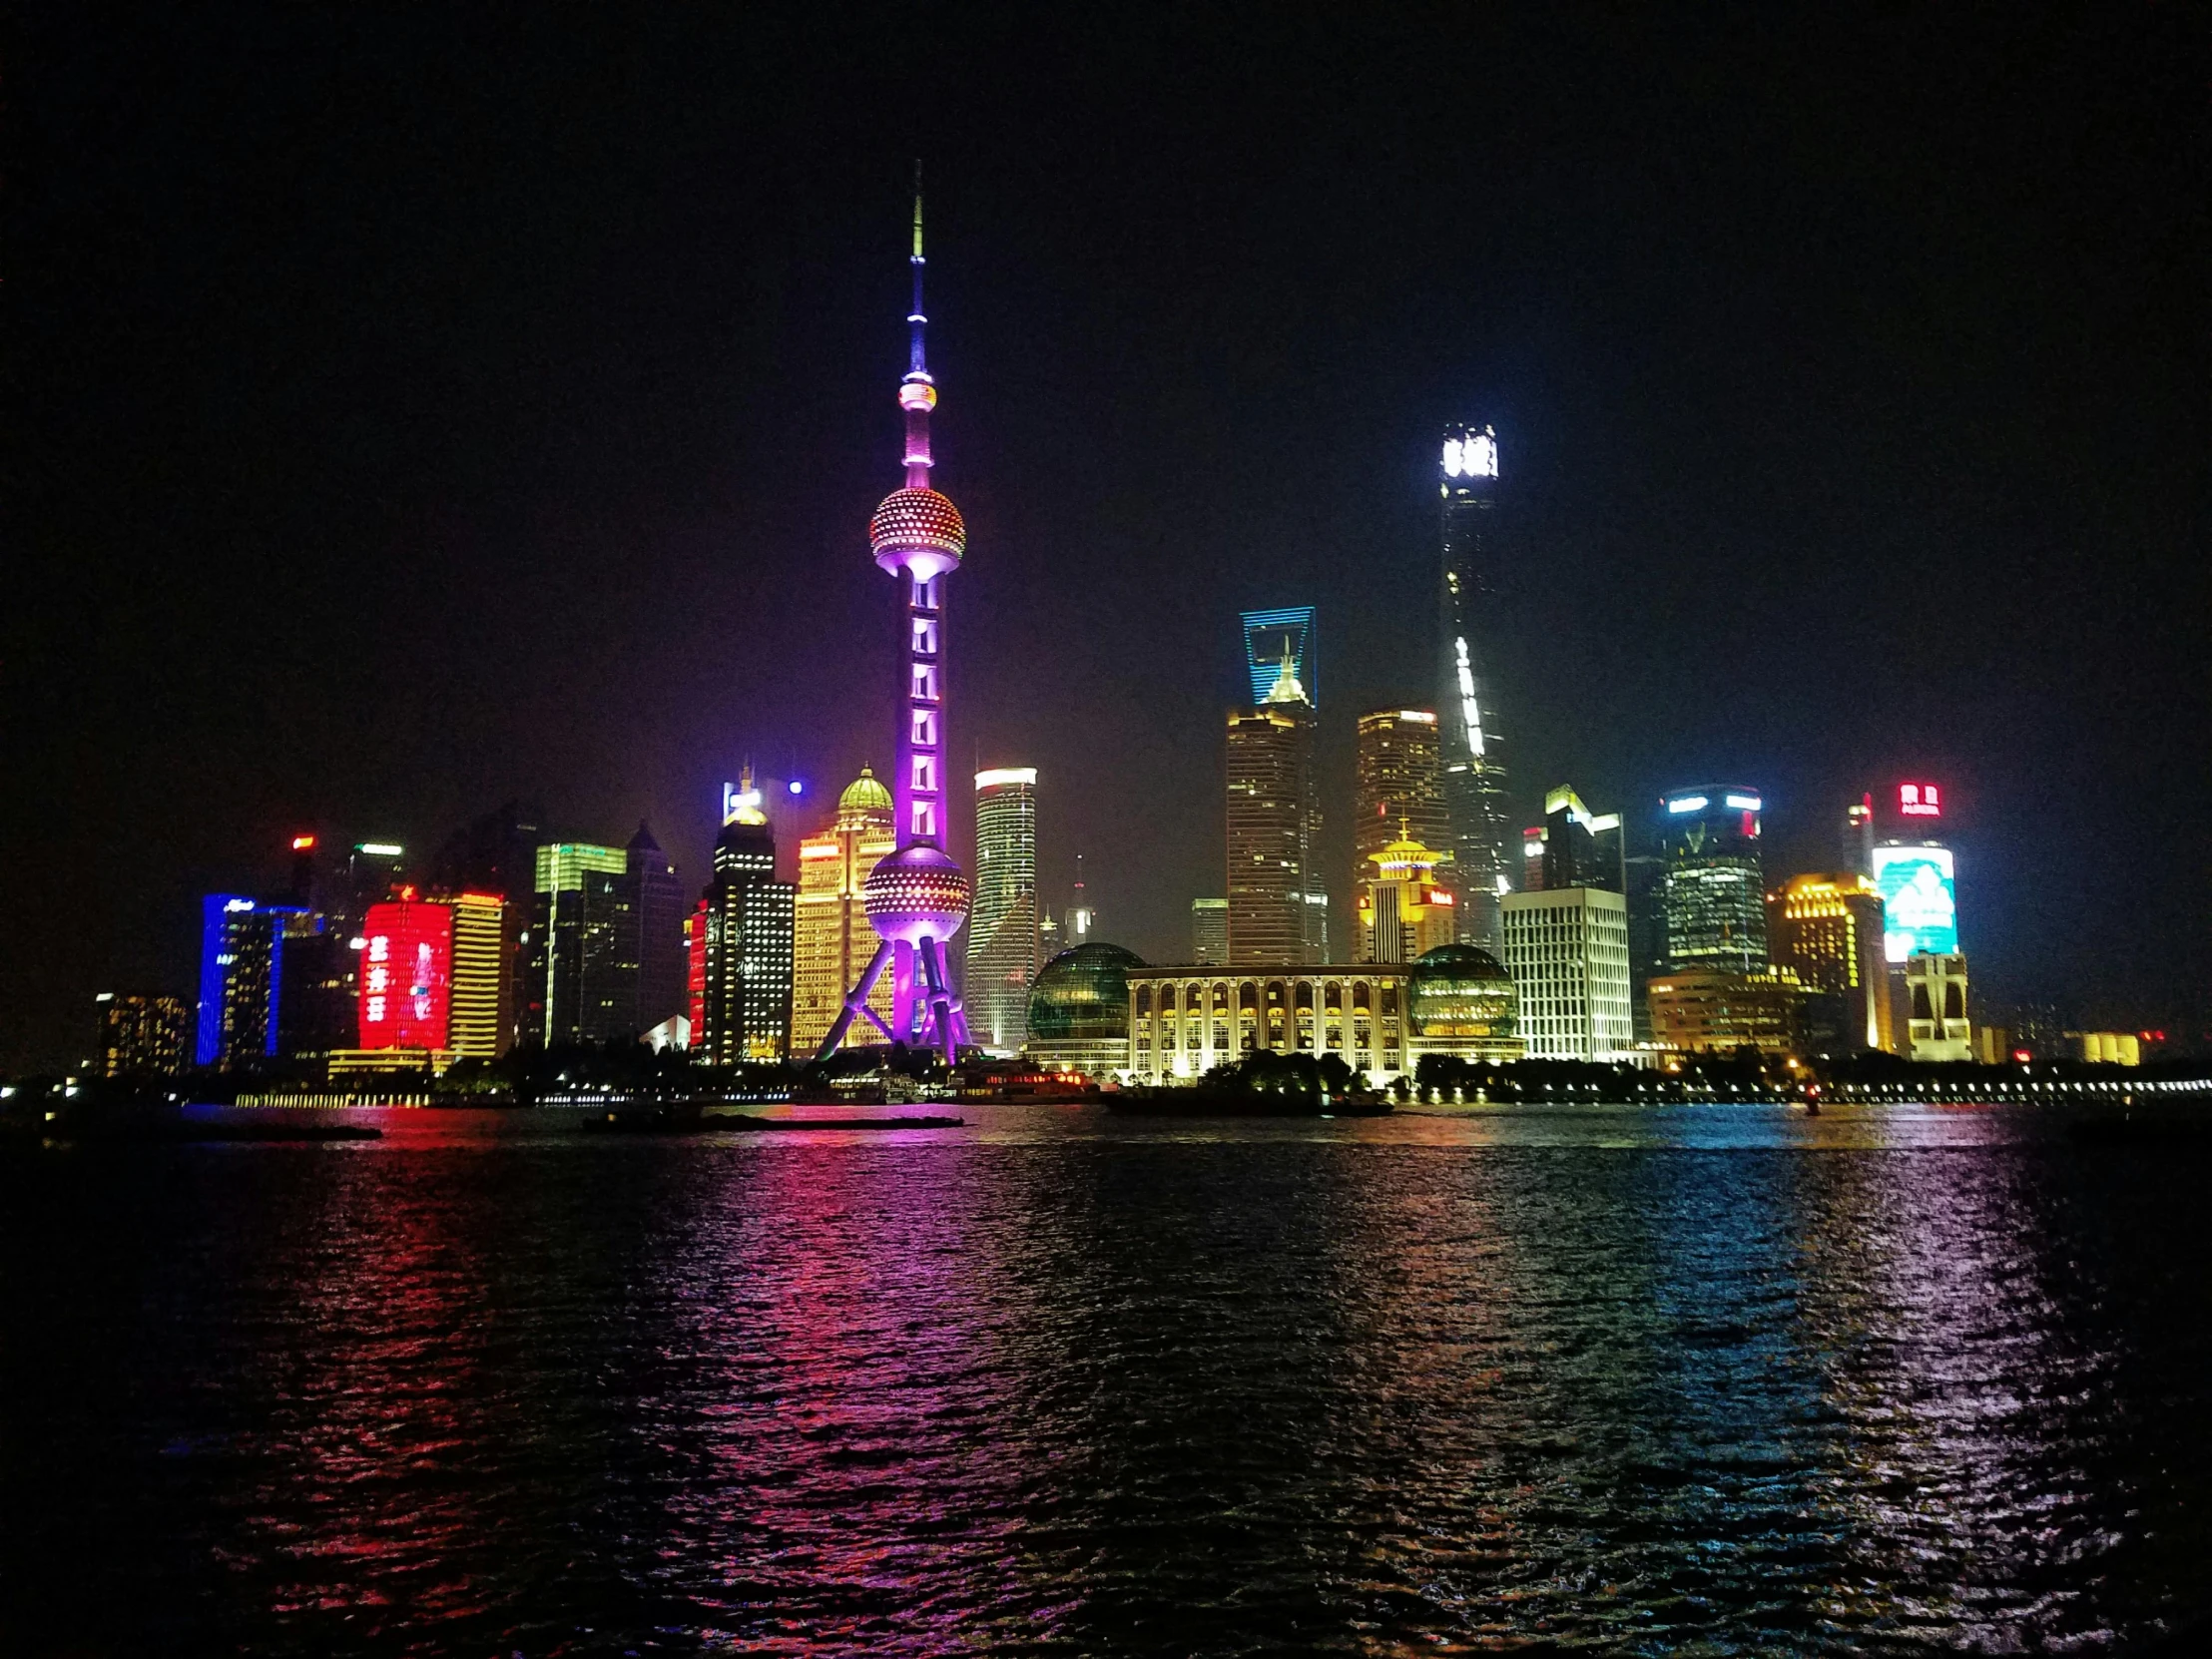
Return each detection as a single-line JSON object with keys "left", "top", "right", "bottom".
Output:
{"left": 9, "top": 5, "right": 2210, "bottom": 1071}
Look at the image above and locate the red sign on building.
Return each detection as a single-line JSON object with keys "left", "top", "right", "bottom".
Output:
{"left": 1898, "top": 782, "right": 1942, "bottom": 819}
{"left": 357, "top": 899, "right": 453, "bottom": 1049}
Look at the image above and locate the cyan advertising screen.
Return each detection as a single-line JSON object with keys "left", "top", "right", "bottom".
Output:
{"left": 1872, "top": 844, "right": 1957, "bottom": 962}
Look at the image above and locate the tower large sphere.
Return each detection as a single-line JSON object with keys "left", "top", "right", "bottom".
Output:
{"left": 863, "top": 842, "right": 972, "bottom": 945}
{"left": 869, "top": 487, "right": 966, "bottom": 578}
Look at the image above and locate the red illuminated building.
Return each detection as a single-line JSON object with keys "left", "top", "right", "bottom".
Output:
{"left": 357, "top": 898, "right": 453, "bottom": 1050}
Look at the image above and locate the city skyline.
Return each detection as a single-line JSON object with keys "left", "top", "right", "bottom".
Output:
{"left": 11, "top": 11, "right": 2208, "bottom": 1071}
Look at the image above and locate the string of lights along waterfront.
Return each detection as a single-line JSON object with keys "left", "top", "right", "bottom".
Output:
{"left": 98, "top": 215, "right": 2175, "bottom": 1093}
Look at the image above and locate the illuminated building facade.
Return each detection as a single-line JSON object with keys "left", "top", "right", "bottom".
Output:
{"left": 1499, "top": 886, "right": 1634, "bottom": 1061}
{"left": 1767, "top": 872, "right": 1892, "bottom": 1052}
{"left": 1660, "top": 788, "right": 1768, "bottom": 972}
{"left": 1354, "top": 709, "right": 1447, "bottom": 900}
{"left": 528, "top": 830, "right": 685, "bottom": 1046}
{"left": 1645, "top": 966, "right": 1811, "bottom": 1056}
{"left": 1226, "top": 661, "right": 1324, "bottom": 966}
{"left": 818, "top": 182, "right": 972, "bottom": 1062}
{"left": 1436, "top": 423, "right": 1511, "bottom": 951}
{"left": 793, "top": 770, "right": 897, "bottom": 1054}
{"left": 1190, "top": 898, "right": 1229, "bottom": 966}
{"left": 1405, "top": 944, "right": 1522, "bottom": 1064}
{"left": 356, "top": 897, "right": 453, "bottom": 1051}
{"left": 1126, "top": 964, "right": 1414, "bottom": 1084}
{"left": 702, "top": 776, "right": 796, "bottom": 1064}
{"left": 97, "top": 992, "right": 190, "bottom": 1077}
{"left": 195, "top": 894, "right": 311, "bottom": 1069}
{"left": 1358, "top": 833, "right": 1457, "bottom": 964}
{"left": 1872, "top": 841, "right": 1958, "bottom": 964}
{"left": 1026, "top": 942, "right": 1147, "bottom": 1079}
{"left": 966, "top": 768, "right": 1041, "bottom": 1053}
{"left": 1904, "top": 951, "right": 1971, "bottom": 1061}
{"left": 445, "top": 891, "right": 508, "bottom": 1060}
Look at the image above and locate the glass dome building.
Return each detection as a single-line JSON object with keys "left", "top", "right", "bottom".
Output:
{"left": 1407, "top": 943, "right": 1523, "bottom": 1062}
{"left": 1023, "top": 942, "right": 1147, "bottom": 1080}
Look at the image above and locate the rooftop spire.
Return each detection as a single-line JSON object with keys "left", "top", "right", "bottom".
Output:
{"left": 897, "top": 159, "right": 937, "bottom": 487}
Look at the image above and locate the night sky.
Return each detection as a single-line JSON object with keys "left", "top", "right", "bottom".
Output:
{"left": 9, "top": 7, "right": 2209, "bottom": 1072}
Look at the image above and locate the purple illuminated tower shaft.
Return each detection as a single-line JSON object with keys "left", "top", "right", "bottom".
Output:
{"left": 817, "top": 177, "right": 972, "bottom": 1064}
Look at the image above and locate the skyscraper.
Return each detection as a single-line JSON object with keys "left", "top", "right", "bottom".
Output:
{"left": 818, "top": 177, "right": 973, "bottom": 1062}
{"left": 446, "top": 891, "right": 510, "bottom": 1060}
{"left": 431, "top": 801, "right": 543, "bottom": 1051}
{"left": 1660, "top": 788, "right": 1768, "bottom": 972}
{"left": 1353, "top": 709, "right": 1447, "bottom": 900}
{"left": 1436, "top": 423, "right": 1512, "bottom": 951}
{"left": 702, "top": 777, "right": 797, "bottom": 1063}
{"left": 1190, "top": 898, "right": 1229, "bottom": 966}
{"left": 1768, "top": 872, "right": 1892, "bottom": 1052}
{"left": 966, "top": 767, "right": 1040, "bottom": 1053}
{"left": 356, "top": 897, "right": 454, "bottom": 1053}
{"left": 195, "top": 894, "right": 312, "bottom": 1069}
{"left": 793, "top": 769, "right": 898, "bottom": 1054}
{"left": 1358, "top": 832, "right": 1457, "bottom": 963}
{"left": 1538, "top": 785, "right": 1626, "bottom": 895}
{"left": 97, "top": 992, "right": 190, "bottom": 1077}
{"left": 1226, "top": 672, "right": 1323, "bottom": 966}
{"left": 1499, "top": 886, "right": 1634, "bottom": 1061}
{"left": 528, "top": 830, "right": 684, "bottom": 1047}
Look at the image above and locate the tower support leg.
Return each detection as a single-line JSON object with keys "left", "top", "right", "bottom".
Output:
{"left": 815, "top": 939, "right": 895, "bottom": 1063}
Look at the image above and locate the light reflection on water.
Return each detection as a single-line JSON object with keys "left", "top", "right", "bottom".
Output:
{"left": 3, "top": 1103, "right": 2208, "bottom": 1654}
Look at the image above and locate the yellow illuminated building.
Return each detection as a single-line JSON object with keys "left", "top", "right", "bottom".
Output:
{"left": 446, "top": 891, "right": 509, "bottom": 1060}
{"left": 1647, "top": 966, "right": 1811, "bottom": 1057}
{"left": 1357, "top": 831, "right": 1458, "bottom": 964}
{"left": 1767, "top": 871, "right": 1893, "bottom": 1052}
{"left": 792, "top": 768, "right": 898, "bottom": 1053}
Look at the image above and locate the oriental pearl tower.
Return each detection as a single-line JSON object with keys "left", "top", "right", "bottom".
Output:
{"left": 816, "top": 174, "right": 972, "bottom": 1064}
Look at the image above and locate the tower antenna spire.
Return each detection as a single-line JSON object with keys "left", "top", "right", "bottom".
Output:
{"left": 907, "top": 159, "right": 928, "bottom": 383}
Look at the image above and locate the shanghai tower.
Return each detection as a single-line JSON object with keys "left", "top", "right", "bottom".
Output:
{"left": 1437, "top": 423, "right": 1511, "bottom": 950}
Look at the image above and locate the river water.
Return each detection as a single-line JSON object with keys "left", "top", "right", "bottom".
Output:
{"left": 3, "top": 1102, "right": 2208, "bottom": 1655}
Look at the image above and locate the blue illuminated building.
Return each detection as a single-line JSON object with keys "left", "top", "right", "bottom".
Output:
{"left": 195, "top": 894, "right": 310, "bottom": 1069}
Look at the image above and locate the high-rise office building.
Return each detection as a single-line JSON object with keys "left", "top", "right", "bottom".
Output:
{"left": 1237, "top": 611, "right": 1328, "bottom": 960}
{"left": 356, "top": 897, "right": 454, "bottom": 1052}
{"left": 966, "top": 767, "right": 1040, "bottom": 1053}
{"left": 1436, "top": 423, "right": 1512, "bottom": 951}
{"left": 97, "top": 992, "right": 190, "bottom": 1077}
{"left": 1230, "top": 708, "right": 1309, "bottom": 968}
{"left": 1622, "top": 848, "right": 1667, "bottom": 1044}
{"left": 195, "top": 895, "right": 312, "bottom": 1069}
{"left": 1499, "top": 886, "right": 1634, "bottom": 1061}
{"left": 1354, "top": 709, "right": 1447, "bottom": 901}
{"left": 528, "top": 829, "right": 685, "bottom": 1047}
{"left": 1359, "top": 832, "right": 1458, "bottom": 964}
{"left": 1660, "top": 788, "right": 1768, "bottom": 972}
{"left": 1844, "top": 795, "right": 1876, "bottom": 878}
{"left": 1768, "top": 872, "right": 1892, "bottom": 1052}
{"left": 792, "top": 769, "right": 899, "bottom": 1053}
{"left": 1537, "top": 785, "right": 1625, "bottom": 895}
{"left": 1190, "top": 898, "right": 1229, "bottom": 966}
{"left": 1226, "top": 685, "right": 1323, "bottom": 967}
{"left": 431, "top": 802, "right": 542, "bottom": 1050}
{"left": 702, "top": 777, "right": 796, "bottom": 1064}
{"left": 445, "top": 892, "right": 508, "bottom": 1060}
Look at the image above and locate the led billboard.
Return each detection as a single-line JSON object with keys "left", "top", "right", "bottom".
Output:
{"left": 357, "top": 899, "right": 453, "bottom": 1049}
{"left": 1871, "top": 844, "right": 1957, "bottom": 963}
